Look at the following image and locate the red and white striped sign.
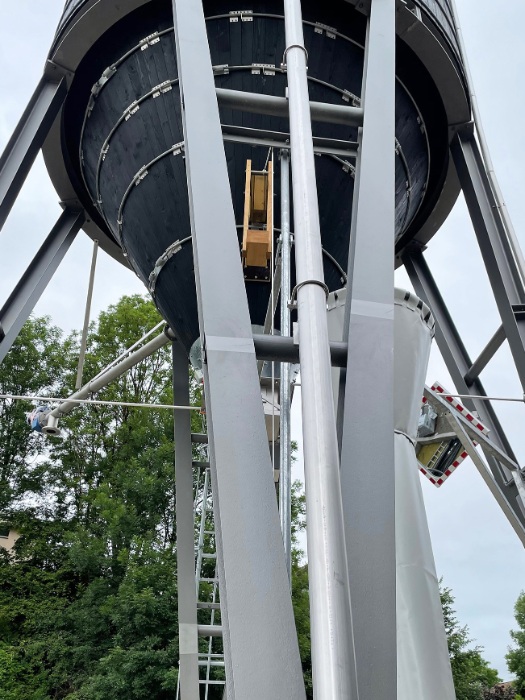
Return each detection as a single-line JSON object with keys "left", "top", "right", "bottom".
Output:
{"left": 419, "top": 382, "right": 489, "bottom": 487}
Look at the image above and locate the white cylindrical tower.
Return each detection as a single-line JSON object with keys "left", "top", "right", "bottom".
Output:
{"left": 327, "top": 288, "right": 455, "bottom": 699}
{"left": 394, "top": 290, "right": 455, "bottom": 700}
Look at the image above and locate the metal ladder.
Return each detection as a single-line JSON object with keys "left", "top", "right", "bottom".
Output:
{"left": 175, "top": 432, "right": 226, "bottom": 700}
{"left": 195, "top": 465, "right": 225, "bottom": 698}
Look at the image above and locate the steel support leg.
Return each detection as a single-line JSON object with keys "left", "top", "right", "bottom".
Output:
{"left": 403, "top": 251, "right": 525, "bottom": 532}
{"left": 0, "top": 208, "right": 84, "bottom": 364}
{"left": 283, "top": 1, "right": 355, "bottom": 697}
{"left": 0, "top": 77, "right": 66, "bottom": 233}
{"left": 172, "top": 342, "right": 200, "bottom": 700}
{"left": 452, "top": 132, "right": 525, "bottom": 391}
{"left": 171, "top": 1, "right": 305, "bottom": 697}
{"left": 339, "top": 1, "right": 397, "bottom": 697}
{"left": 279, "top": 151, "right": 292, "bottom": 582}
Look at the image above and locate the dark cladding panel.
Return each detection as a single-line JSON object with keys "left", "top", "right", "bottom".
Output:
{"left": 51, "top": 0, "right": 464, "bottom": 353}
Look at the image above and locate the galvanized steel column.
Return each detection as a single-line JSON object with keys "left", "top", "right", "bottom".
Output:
{"left": 279, "top": 150, "right": 293, "bottom": 582}
{"left": 284, "top": 1, "right": 355, "bottom": 698}
{"left": 171, "top": 0, "right": 305, "bottom": 697}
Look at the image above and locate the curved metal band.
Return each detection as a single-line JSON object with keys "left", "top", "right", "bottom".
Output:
{"left": 289, "top": 279, "right": 330, "bottom": 309}
{"left": 282, "top": 43, "right": 309, "bottom": 66}
{"left": 148, "top": 236, "right": 192, "bottom": 294}
{"left": 116, "top": 141, "right": 185, "bottom": 245}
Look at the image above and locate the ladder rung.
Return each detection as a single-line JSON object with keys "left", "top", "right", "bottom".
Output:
{"left": 198, "top": 653, "right": 224, "bottom": 659}
{"left": 199, "top": 577, "right": 219, "bottom": 583}
{"left": 203, "top": 530, "right": 214, "bottom": 535}
{"left": 191, "top": 433, "right": 208, "bottom": 444}
{"left": 198, "top": 624, "right": 223, "bottom": 637}
{"left": 201, "top": 553, "right": 217, "bottom": 559}
{"left": 197, "top": 602, "right": 221, "bottom": 610}
{"left": 199, "top": 680, "right": 226, "bottom": 685}
{"left": 193, "top": 461, "right": 210, "bottom": 469}
{"left": 198, "top": 661, "right": 225, "bottom": 667}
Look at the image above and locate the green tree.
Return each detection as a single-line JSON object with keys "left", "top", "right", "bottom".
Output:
{"left": 441, "top": 584, "right": 501, "bottom": 700}
{"left": 506, "top": 592, "right": 525, "bottom": 697}
{"left": 0, "top": 297, "right": 183, "bottom": 699}
{"left": 290, "top": 481, "right": 312, "bottom": 698}
{"left": 0, "top": 316, "right": 67, "bottom": 510}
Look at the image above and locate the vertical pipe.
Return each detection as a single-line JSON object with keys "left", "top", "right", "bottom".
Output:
{"left": 283, "top": 2, "right": 355, "bottom": 698}
{"left": 75, "top": 239, "right": 98, "bottom": 390}
{"left": 279, "top": 150, "right": 292, "bottom": 582}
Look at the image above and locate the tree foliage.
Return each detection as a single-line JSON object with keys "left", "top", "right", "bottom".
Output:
{"left": 0, "top": 296, "right": 181, "bottom": 699}
{"left": 440, "top": 584, "right": 501, "bottom": 700}
{"left": 0, "top": 297, "right": 509, "bottom": 699}
{"left": 0, "top": 297, "right": 313, "bottom": 699}
{"left": 506, "top": 592, "right": 525, "bottom": 697}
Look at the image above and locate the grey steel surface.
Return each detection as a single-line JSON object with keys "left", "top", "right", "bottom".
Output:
{"left": 0, "top": 208, "right": 83, "bottom": 365}
{"left": 172, "top": 342, "right": 200, "bottom": 700}
{"left": 221, "top": 125, "right": 358, "bottom": 159}
{"left": 284, "top": 1, "right": 355, "bottom": 697}
{"left": 339, "top": 0, "right": 397, "bottom": 697}
{"left": 253, "top": 334, "right": 347, "bottom": 367}
{"left": 448, "top": 0, "right": 525, "bottom": 289}
{"left": 404, "top": 251, "right": 525, "bottom": 533}
{"left": 415, "top": 0, "right": 460, "bottom": 57}
{"left": 452, "top": 133, "right": 525, "bottom": 393}
{"left": 279, "top": 150, "right": 293, "bottom": 582}
{"left": 464, "top": 324, "right": 506, "bottom": 386}
{"left": 216, "top": 87, "right": 364, "bottom": 127}
{"left": 0, "top": 77, "right": 66, "bottom": 233}
{"left": 171, "top": 0, "right": 306, "bottom": 696}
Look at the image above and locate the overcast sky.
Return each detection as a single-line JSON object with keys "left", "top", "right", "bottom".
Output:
{"left": 1, "top": 0, "right": 525, "bottom": 681}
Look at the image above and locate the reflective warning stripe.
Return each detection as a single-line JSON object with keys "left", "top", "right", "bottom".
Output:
{"left": 431, "top": 382, "right": 489, "bottom": 436}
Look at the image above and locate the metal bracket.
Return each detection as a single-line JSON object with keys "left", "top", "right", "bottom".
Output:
{"left": 148, "top": 239, "right": 187, "bottom": 294}
{"left": 251, "top": 63, "right": 276, "bottom": 76}
{"left": 139, "top": 31, "right": 161, "bottom": 50}
{"left": 314, "top": 22, "right": 337, "bottom": 39}
{"left": 288, "top": 279, "right": 330, "bottom": 310}
{"left": 229, "top": 10, "right": 253, "bottom": 22}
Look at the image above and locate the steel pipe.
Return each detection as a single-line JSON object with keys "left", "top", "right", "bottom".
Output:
{"left": 75, "top": 239, "right": 99, "bottom": 389}
{"left": 216, "top": 87, "right": 364, "bottom": 127}
{"left": 284, "top": 0, "right": 355, "bottom": 697}
{"left": 279, "top": 150, "right": 293, "bottom": 582}
{"left": 221, "top": 124, "right": 358, "bottom": 158}
{"left": 253, "top": 333, "right": 347, "bottom": 367}
{"left": 49, "top": 328, "right": 172, "bottom": 418}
